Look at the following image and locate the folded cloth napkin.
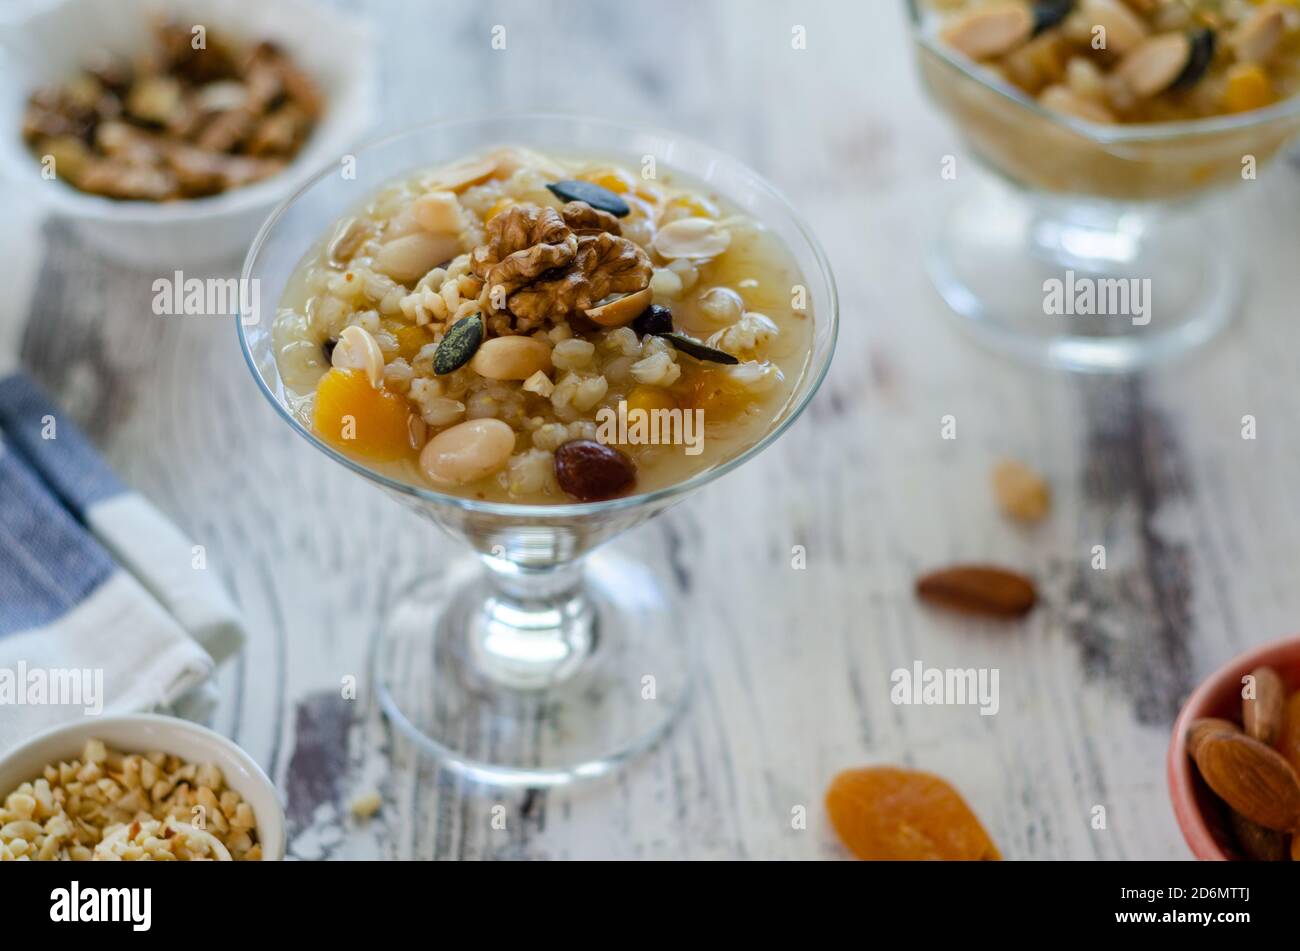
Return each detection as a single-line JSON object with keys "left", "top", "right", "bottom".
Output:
{"left": 0, "top": 373, "right": 245, "bottom": 664}
{"left": 0, "top": 434, "right": 213, "bottom": 752}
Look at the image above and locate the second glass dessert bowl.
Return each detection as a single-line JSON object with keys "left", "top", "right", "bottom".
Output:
{"left": 238, "top": 114, "right": 837, "bottom": 786}
{"left": 907, "top": 0, "right": 1300, "bottom": 372}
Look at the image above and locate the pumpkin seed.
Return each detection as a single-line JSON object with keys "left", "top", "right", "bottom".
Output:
{"left": 1171, "top": 28, "right": 1215, "bottom": 91}
{"left": 661, "top": 332, "right": 739, "bottom": 365}
{"left": 433, "top": 314, "right": 484, "bottom": 375}
{"left": 546, "top": 180, "right": 630, "bottom": 217}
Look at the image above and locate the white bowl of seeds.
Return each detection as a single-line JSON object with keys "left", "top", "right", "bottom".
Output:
{"left": 0, "top": 714, "right": 284, "bottom": 861}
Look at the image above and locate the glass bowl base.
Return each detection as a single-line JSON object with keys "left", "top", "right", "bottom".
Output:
{"left": 927, "top": 181, "right": 1239, "bottom": 373}
{"left": 375, "top": 552, "right": 692, "bottom": 787}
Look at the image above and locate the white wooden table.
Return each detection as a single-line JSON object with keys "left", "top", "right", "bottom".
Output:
{"left": 11, "top": 0, "right": 1300, "bottom": 859}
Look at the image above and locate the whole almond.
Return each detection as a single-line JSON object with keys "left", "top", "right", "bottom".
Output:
{"left": 1186, "top": 717, "right": 1241, "bottom": 759}
{"left": 991, "top": 459, "right": 1051, "bottom": 523}
{"left": 1280, "top": 692, "right": 1300, "bottom": 775}
{"left": 1228, "top": 810, "right": 1287, "bottom": 861}
{"left": 1242, "top": 666, "right": 1286, "bottom": 747}
{"left": 1192, "top": 731, "right": 1300, "bottom": 832}
{"left": 915, "top": 565, "right": 1036, "bottom": 619}
{"left": 1292, "top": 834, "right": 1300, "bottom": 862}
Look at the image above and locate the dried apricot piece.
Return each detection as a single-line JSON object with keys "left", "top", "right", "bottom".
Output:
{"left": 825, "top": 766, "right": 1000, "bottom": 861}
{"left": 313, "top": 368, "right": 416, "bottom": 462}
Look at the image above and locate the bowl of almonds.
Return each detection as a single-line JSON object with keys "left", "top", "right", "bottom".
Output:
{"left": 1168, "top": 637, "right": 1300, "bottom": 861}
{"left": 0, "top": 714, "right": 284, "bottom": 861}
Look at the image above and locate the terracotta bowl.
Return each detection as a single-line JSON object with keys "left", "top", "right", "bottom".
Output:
{"left": 1167, "top": 636, "right": 1300, "bottom": 860}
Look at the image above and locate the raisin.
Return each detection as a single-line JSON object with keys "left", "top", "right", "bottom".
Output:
{"left": 825, "top": 766, "right": 1001, "bottom": 861}
{"left": 1172, "top": 29, "right": 1216, "bottom": 91}
{"left": 554, "top": 440, "right": 636, "bottom": 501}
{"left": 632, "top": 304, "right": 673, "bottom": 338}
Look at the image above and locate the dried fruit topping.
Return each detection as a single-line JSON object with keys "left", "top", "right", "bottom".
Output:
{"left": 632, "top": 303, "right": 674, "bottom": 338}
{"left": 554, "top": 439, "right": 636, "bottom": 501}
{"left": 313, "top": 368, "right": 415, "bottom": 462}
{"left": 1242, "top": 665, "right": 1285, "bottom": 747}
{"left": 991, "top": 459, "right": 1051, "bottom": 523}
{"left": 1190, "top": 731, "right": 1300, "bottom": 832}
{"left": 546, "top": 179, "right": 630, "bottom": 217}
{"left": 1172, "top": 28, "right": 1216, "bottom": 91}
{"left": 915, "top": 565, "right": 1037, "bottom": 618}
{"left": 825, "top": 766, "right": 1001, "bottom": 861}
{"left": 661, "top": 332, "right": 739, "bottom": 365}
{"left": 1032, "top": 0, "right": 1074, "bottom": 35}
{"left": 433, "top": 313, "right": 484, "bottom": 375}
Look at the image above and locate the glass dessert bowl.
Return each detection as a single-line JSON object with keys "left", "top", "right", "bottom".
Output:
{"left": 238, "top": 115, "right": 837, "bottom": 785}
{"left": 907, "top": 0, "right": 1300, "bottom": 371}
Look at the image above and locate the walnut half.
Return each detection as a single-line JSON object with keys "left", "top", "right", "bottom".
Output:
{"left": 469, "top": 202, "right": 651, "bottom": 334}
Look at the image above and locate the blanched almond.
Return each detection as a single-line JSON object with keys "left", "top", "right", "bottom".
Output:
{"left": 1229, "top": 5, "right": 1285, "bottom": 64}
{"left": 653, "top": 218, "right": 731, "bottom": 260}
{"left": 992, "top": 459, "right": 1052, "bottom": 522}
{"left": 412, "top": 190, "right": 465, "bottom": 234}
{"left": 471, "top": 335, "right": 552, "bottom": 380}
{"left": 422, "top": 156, "right": 497, "bottom": 193}
{"left": 1081, "top": 0, "right": 1149, "bottom": 56}
{"left": 585, "top": 287, "right": 654, "bottom": 327}
{"left": 1114, "top": 32, "right": 1192, "bottom": 98}
{"left": 375, "top": 232, "right": 460, "bottom": 284}
{"left": 331, "top": 326, "right": 384, "bottom": 388}
{"left": 1039, "top": 84, "right": 1117, "bottom": 123}
{"left": 419, "top": 418, "right": 515, "bottom": 487}
{"left": 940, "top": 2, "right": 1035, "bottom": 60}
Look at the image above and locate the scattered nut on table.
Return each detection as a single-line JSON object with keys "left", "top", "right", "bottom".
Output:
{"left": 991, "top": 458, "right": 1051, "bottom": 523}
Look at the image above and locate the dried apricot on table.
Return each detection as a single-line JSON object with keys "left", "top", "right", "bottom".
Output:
{"left": 825, "top": 766, "right": 1000, "bottom": 861}
{"left": 313, "top": 368, "right": 417, "bottom": 462}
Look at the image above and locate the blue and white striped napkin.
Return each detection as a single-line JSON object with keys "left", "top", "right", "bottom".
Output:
{"left": 0, "top": 373, "right": 245, "bottom": 752}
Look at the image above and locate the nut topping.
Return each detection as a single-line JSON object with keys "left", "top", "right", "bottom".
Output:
{"left": 653, "top": 217, "right": 732, "bottom": 260}
{"left": 471, "top": 203, "right": 651, "bottom": 334}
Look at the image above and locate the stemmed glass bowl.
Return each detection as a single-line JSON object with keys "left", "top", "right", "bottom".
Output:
{"left": 238, "top": 114, "right": 838, "bottom": 786}
{"left": 906, "top": 0, "right": 1300, "bottom": 372}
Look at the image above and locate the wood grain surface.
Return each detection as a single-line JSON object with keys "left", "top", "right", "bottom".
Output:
{"left": 11, "top": 0, "right": 1300, "bottom": 859}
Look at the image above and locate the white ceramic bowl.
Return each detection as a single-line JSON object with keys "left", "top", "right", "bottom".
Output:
{"left": 0, "top": 0, "right": 376, "bottom": 267}
{"left": 0, "top": 714, "right": 285, "bottom": 860}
